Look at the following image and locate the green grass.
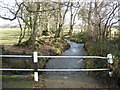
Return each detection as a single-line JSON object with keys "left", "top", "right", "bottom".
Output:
{"left": 0, "top": 29, "right": 29, "bottom": 45}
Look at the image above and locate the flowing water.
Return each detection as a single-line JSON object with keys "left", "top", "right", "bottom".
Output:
{"left": 42, "top": 39, "right": 102, "bottom": 88}
{"left": 42, "top": 39, "right": 86, "bottom": 76}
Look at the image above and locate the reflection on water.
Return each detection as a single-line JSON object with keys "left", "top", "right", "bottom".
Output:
{"left": 42, "top": 39, "right": 86, "bottom": 76}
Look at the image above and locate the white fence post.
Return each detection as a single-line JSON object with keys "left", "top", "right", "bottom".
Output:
{"left": 33, "top": 51, "right": 38, "bottom": 82}
{"left": 107, "top": 54, "right": 113, "bottom": 77}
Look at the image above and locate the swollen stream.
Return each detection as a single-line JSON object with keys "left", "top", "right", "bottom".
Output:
{"left": 41, "top": 40, "right": 102, "bottom": 88}
{"left": 42, "top": 39, "right": 86, "bottom": 76}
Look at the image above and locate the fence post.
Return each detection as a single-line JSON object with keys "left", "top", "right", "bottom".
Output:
{"left": 107, "top": 54, "right": 113, "bottom": 77}
{"left": 33, "top": 51, "right": 38, "bottom": 82}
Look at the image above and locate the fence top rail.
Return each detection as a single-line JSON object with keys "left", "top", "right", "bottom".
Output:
{"left": 0, "top": 55, "right": 108, "bottom": 59}
{"left": 37, "top": 56, "right": 108, "bottom": 59}
{"left": 0, "top": 68, "right": 110, "bottom": 71}
{"left": 0, "top": 55, "right": 32, "bottom": 58}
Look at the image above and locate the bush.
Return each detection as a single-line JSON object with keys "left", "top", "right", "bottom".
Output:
{"left": 69, "top": 32, "right": 91, "bottom": 43}
{"left": 71, "top": 31, "right": 120, "bottom": 80}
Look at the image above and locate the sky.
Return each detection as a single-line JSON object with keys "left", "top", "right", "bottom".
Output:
{"left": 0, "top": 0, "right": 83, "bottom": 26}
{"left": 0, "top": 0, "right": 19, "bottom": 26}
{"left": 0, "top": 0, "right": 71, "bottom": 26}
{"left": 0, "top": 18, "right": 18, "bottom": 26}
{"left": 0, "top": 0, "right": 119, "bottom": 27}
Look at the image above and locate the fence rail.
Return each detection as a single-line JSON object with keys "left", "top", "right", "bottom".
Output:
{"left": 0, "top": 68, "right": 110, "bottom": 71}
{"left": 0, "top": 55, "right": 108, "bottom": 59}
{"left": 0, "top": 52, "right": 113, "bottom": 82}
{"left": 0, "top": 55, "right": 32, "bottom": 58}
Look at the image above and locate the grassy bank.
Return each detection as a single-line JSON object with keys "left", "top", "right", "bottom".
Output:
{"left": 68, "top": 32, "right": 120, "bottom": 87}
{"left": 1, "top": 29, "right": 69, "bottom": 75}
{"left": 2, "top": 74, "right": 47, "bottom": 88}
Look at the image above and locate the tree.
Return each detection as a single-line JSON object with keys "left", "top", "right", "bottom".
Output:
{"left": 78, "top": 0, "right": 119, "bottom": 42}
{"left": 0, "top": 0, "right": 71, "bottom": 50}
{"left": 55, "top": 1, "right": 70, "bottom": 38}
{"left": 68, "top": 1, "right": 81, "bottom": 36}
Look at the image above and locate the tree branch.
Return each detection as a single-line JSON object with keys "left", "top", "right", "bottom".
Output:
{"left": 0, "top": 2, "right": 24, "bottom": 21}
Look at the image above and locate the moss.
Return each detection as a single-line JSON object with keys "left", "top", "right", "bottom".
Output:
{"left": 0, "top": 75, "right": 3, "bottom": 77}
{"left": 22, "top": 50, "right": 26, "bottom": 54}
{"left": 67, "top": 32, "right": 90, "bottom": 43}
{"left": 20, "top": 39, "right": 31, "bottom": 47}
{"left": 11, "top": 75, "right": 24, "bottom": 78}
{"left": 50, "top": 47, "right": 62, "bottom": 55}
{"left": 37, "top": 51, "right": 49, "bottom": 69}
{"left": 39, "top": 58, "right": 48, "bottom": 68}
{"left": 53, "top": 42, "right": 63, "bottom": 49}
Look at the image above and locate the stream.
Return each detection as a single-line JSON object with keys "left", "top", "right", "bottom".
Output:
{"left": 42, "top": 39, "right": 86, "bottom": 76}
{"left": 42, "top": 39, "right": 102, "bottom": 88}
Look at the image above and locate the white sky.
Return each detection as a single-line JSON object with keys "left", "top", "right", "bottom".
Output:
{"left": 0, "top": 0, "right": 82, "bottom": 26}
{"left": 0, "top": 0, "right": 119, "bottom": 26}
{"left": 0, "top": 18, "right": 18, "bottom": 25}
{"left": 0, "top": 0, "right": 18, "bottom": 25}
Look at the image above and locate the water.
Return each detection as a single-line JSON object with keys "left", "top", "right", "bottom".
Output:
{"left": 42, "top": 40, "right": 103, "bottom": 88}
{"left": 42, "top": 39, "right": 86, "bottom": 76}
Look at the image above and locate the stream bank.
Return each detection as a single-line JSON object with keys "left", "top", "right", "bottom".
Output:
{"left": 65, "top": 35, "right": 119, "bottom": 88}
{"left": 2, "top": 38, "right": 69, "bottom": 88}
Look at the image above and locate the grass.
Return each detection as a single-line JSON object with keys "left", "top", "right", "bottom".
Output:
{"left": 0, "top": 29, "right": 29, "bottom": 45}
{"left": 2, "top": 74, "right": 46, "bottom": 88}
{"left": 0, "top": 74, "right": 47, "bottom": 78}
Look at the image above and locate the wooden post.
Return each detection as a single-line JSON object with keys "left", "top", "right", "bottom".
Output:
{"left": 33, "top": 51, "right": 38, "bottom": 82}
{"left": 107, "top": 54, "right": 113, "bottom": 77}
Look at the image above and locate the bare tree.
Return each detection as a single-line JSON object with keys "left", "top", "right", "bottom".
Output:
{"left": 55, "top": 1, "right": 69, "bottom": 38}
{"left": 78, "top": 0, "right": 119, "bottom": 41}
{"left": 68, "top": 1, "right": 81, "bottom": 36}
{"left": 0, "top": 0, "right": 71, "bottom": 49}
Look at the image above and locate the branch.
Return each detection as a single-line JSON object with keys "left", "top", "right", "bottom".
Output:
{"left": 0, "top": 2, "right": 24, "bottom": 21}
{"left": 0, "top": 5, "right": 15, "bottom": 14}
{"left": 103, "top": 3, "right": 119, "bottom": 31}
{"left": 62, "top": 1, "right": 70, "bottom": 24}
{"left": 110, "top": 19, "right": 120, "bottom": 27}
{"left": 23, "top": 3, "right": 61, "bottom": 13}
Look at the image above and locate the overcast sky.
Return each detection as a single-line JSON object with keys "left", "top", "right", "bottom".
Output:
{"left": 0, "top": 0, "right": 119, "bottom": 26}
{"left": 0, "top": 0, "right": 18, "bottom": 25}
{"left": 0, "top": 0, "right": 75, "bottom": 26}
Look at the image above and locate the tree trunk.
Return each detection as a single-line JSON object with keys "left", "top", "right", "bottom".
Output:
{"left": 55, "top": 24, "right": 62, "bottom": 38}
{"left": 29, "top": 3, "right": 40, "bottom": 50}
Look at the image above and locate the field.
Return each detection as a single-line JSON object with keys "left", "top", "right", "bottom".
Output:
{"left": 0, "top": 29, "right": 29, "bottom": 45}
